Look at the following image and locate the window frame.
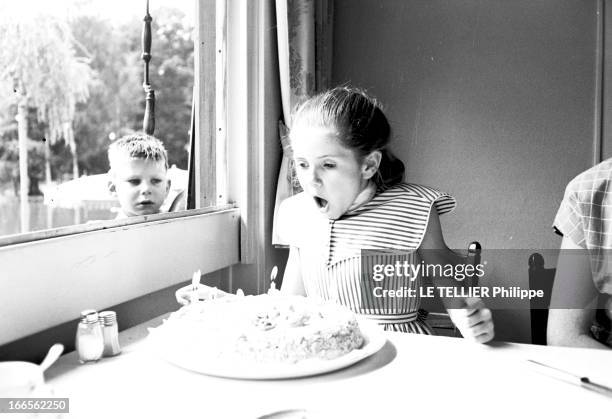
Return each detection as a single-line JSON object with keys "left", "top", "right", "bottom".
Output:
{"left": 0, "top": 0, "right": 265, "bottom": 346}
{"left": 0, "top": 0, "right": 224, "bottom": 245}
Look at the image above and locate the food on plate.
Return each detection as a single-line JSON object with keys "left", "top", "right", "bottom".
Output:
{"left": 149, "top": 292, "right": 365, "bottom": 364}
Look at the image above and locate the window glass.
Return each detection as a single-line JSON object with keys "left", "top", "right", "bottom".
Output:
{"left": 0, "top": 0, "right": 194, "bottom": 236}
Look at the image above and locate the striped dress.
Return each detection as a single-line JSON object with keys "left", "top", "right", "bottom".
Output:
{"left": 278, "top": 183, "right": 456, "bottom": 334}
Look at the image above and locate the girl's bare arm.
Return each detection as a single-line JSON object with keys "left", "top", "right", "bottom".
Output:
{"left": 280, "top": 246, "right": 307, "bottom": 296}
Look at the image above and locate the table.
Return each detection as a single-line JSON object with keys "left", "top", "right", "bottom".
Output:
{"left": 45, "top": 314, "right": 612, "bottom": 419}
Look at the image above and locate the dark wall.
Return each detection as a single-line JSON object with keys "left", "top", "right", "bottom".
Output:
{"left": 332, "top": 0, "right": 600, "bottom": 342}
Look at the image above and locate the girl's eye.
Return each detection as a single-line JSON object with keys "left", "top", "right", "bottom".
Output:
{"left": 128, "top": 179, "right": 140, "bottom": 185}
{"left": 296, "top": 161, "right": 308, "bottom": 169}
{"left": 151, "top": 179, "right": 162, "bottom": 185}
{"left": 323, "top": 162, "right": 336, "bottom": 169}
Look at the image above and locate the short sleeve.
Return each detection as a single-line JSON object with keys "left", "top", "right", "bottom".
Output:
{"left": 553, "top": 183, "right": 586, "bottom": 248}
{"left": 408, "top": 183, "right": 456, "bottom": 216}
{"left": 433, "top": 194, "right": 456, "bottom": 216}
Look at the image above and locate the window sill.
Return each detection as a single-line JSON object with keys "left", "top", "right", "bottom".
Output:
{"left": 0, "top": 207, "right": 240, "bottom": 346}
{"left": 0, "top": 205, "right": 236, "bottom": 248}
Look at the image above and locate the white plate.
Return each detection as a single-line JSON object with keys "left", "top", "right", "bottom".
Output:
{"left": 148, "top": 319, "right": 386, "bottom": 380}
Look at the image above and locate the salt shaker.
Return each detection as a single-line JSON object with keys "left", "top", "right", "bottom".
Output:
{"left": 99, "top": 311, "right": 121, "bottom": 356}
{"left": 76, "top": 310, "right": 104, "bottom": 363}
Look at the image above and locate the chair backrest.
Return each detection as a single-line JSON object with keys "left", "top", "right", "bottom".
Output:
{"left": 528, "top": 253, "right": 556, "bottom": 345}
{"left": 167, "top": 189, "right": 187, "bottom": 212}
{"left": 465, "top": 241, "right": 482, "bottom": 287}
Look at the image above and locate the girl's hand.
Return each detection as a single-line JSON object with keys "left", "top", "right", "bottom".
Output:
{"left": 448, "top": 297, "right": 494, "bottom": 343}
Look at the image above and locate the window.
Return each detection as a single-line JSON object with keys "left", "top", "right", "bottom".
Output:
{"left": 0, "top": 0, "right": 256, "bottom": 346}
{"left": 0, "top": 0, "right": 202, "bottom": 242}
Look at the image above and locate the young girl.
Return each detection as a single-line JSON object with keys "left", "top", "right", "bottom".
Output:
{"left": 277, "top": 86, "right": 494, "bottom": 342}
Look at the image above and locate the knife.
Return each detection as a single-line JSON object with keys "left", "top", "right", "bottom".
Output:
{"left": 527, "top": 359, "right": 612, "bottom": 398}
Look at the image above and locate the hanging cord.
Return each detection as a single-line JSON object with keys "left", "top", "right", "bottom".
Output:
{"left": 142, "top": 0, "right": 155, "bottom": 134}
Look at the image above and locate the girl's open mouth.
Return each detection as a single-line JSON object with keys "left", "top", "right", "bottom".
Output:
{"left": 313, "top": 196, "right": 329, "bottom": 212}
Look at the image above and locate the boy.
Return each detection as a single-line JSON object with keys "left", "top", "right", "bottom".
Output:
{"left": 107, "top": 133, "right": 171, "bottom": 219}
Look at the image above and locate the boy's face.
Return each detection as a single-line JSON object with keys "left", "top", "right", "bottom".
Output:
{"left": 108, "top": 158, "right": 171, "bottom": 217}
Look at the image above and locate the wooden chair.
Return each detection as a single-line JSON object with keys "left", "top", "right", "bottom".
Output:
{"left": 528, "top": 253, "right": 555, "bottom": 345}
{"left": 464, "top": 241, "right": 482, "bottom": 287}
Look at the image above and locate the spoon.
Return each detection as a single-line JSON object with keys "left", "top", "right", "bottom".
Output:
{"left": 39, "top": 343, "right": 64, "bottom": 372}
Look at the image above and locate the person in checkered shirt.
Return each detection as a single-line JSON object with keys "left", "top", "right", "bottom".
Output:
{"left": 548, "top": 159, "right": 612, "bottom": 349}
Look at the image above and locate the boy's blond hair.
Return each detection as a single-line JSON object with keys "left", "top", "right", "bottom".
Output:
{"left": 108, "top": 133, "right": 169, "bottom": 173}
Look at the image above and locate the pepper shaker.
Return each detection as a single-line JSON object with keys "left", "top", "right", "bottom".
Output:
{"left": 99, "top": 311, "right": 121, "bottom": 356}
{"left": 76, "top": 310, "right": 104, "bottom": 363}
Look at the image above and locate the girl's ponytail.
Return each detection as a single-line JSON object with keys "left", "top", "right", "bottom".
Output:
{"left": 376, "top": 149, "right": 405, "bottom": 189}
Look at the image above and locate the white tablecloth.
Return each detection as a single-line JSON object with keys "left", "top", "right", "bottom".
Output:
{"left": 45, "top": 314, "right": 612, "bottom": 419}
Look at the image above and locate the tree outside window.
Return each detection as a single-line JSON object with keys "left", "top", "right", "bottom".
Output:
{"left": 0, "top": 1, "right": 193, "bottom": 236}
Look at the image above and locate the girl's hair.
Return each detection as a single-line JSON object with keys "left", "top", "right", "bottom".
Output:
{"left": 291, "top": 86, "right": 405, "bottom": 188}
